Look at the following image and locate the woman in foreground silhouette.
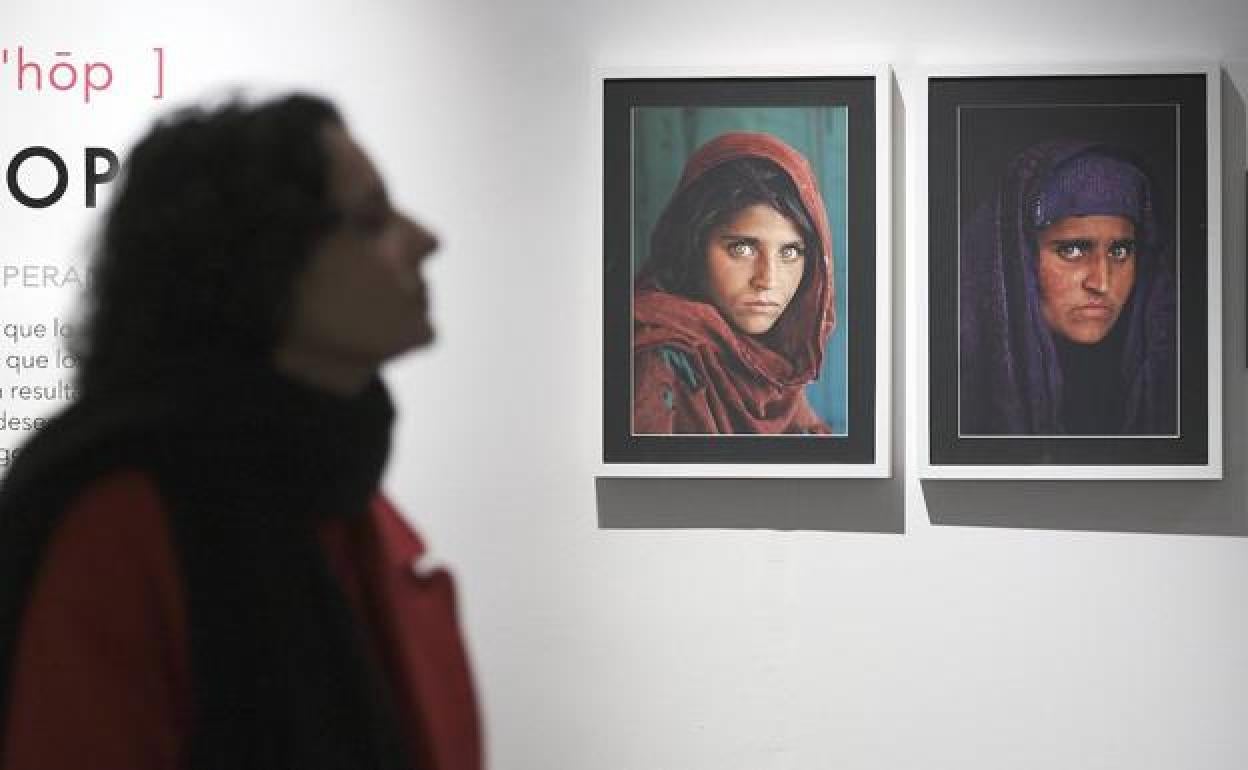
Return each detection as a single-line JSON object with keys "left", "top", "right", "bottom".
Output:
{"left": 0, "top": 93, "right": 481, "bottom": 770}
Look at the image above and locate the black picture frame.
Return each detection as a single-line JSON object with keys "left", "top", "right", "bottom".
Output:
{"left": 600, "top": 71, "right": 888, "bottom": 476}
{"left": 923, "top": 68, "right": 1220, "bottom": 479}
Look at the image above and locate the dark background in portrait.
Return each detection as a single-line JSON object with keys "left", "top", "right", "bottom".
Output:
{"left": 958, "top": 101, "right": 1180, "bottom": 439}
{"left": 960, "top": 105, "right": 1179, "bottom": 244}
{"left": 603, "top": 76, "right": 877, "bottom": 464}
{"left": 929, "top": 74, "right": 1209, "bottom": 466}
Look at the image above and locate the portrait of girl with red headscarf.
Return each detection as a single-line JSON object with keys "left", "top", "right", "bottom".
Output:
{"left": 632, "top": 131, "right": 840, "bottom": 435}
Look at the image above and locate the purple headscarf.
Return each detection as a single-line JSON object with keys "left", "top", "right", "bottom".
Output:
{"left": 959, "top": 141, "right": 1177, "bottom": 435}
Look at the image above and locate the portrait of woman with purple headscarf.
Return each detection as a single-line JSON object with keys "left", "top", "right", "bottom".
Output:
{"left": 959, "top": 141, "right": 1177, "bottom": 436}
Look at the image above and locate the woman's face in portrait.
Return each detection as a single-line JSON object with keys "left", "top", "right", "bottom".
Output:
{"left": 281, "top": 125, "right": 439, "bottom": 374}
{"left": 703, "top": 203, "right": 806, "bottom": 336}
{"left": 1034, "top": 214, "right": 1137, "bottom": 345}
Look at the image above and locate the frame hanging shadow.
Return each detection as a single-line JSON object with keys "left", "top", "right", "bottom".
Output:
{"left": 597, "top": 76, "right": 908, "bottom": 535}
{"left": 926, "top": 67, "right": 1248, "bottom": 537}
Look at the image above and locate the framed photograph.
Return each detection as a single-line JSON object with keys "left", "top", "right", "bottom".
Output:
{"left": 597, "top": 67, "right": 890, "bottom": 477}
{"left": 919, "top": 64, "right": 1222, "bottom": 479}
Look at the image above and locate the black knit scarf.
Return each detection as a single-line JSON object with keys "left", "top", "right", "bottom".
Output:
{"left": 0, "top": 364, "right": 415, "bottom": 770}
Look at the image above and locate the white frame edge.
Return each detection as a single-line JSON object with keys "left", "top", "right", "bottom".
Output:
{"left": 916, "top": 61, "right": 1223, "bottom": 481}
{"left": 594, "top": 63, "right": 893, "bottom": 479}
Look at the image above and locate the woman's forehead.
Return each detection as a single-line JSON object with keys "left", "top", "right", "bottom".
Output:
{"left": 1038, "top": 214, "right": 1136, "bottom": 237}
{"left": 323, "top": 125, "right": 384, "bottom": 205}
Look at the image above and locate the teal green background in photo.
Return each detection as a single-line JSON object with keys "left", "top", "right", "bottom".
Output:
{"left": 631, "top": 106, "right": 850, "bottom": 435}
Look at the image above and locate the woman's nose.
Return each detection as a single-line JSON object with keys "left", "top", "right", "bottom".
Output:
{"left": 406, "top": 215, "right": 438, "bottom": 259}
{"left": 1082, "top": 254, "right": 1111, "bottom": 294}
{"left": 750, "top": 255, "right": 775, "bottom": 289}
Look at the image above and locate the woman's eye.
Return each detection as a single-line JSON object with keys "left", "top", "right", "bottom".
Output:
{"left": 1055, "top": 243, "right": 1084, "bottom": 260}
{"left": 778, "top": 245, "right": 805, "bottom": 262}
{"left": 351, "top": 204, "right": 393, "bottom": 233}
{"left": 727, "top": 241, "right": 754, "bottom": 258}
{"left": 1109, "top": 243, "right": 1136, "bottom": 262}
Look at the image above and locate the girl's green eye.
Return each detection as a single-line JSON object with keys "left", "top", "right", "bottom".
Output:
{"left": 779, "top": 245, "right": 805, "bottom": 262}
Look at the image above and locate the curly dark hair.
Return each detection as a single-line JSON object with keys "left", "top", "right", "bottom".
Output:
{"left": 73, "top": 93, "right": 344, "bottom": 394}
{"left": 644, "top": 156, "right": 819, "bottom": 298}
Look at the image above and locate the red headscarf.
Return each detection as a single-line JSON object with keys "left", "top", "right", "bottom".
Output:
{"left": 633, "top": 131, "right": 836, "bottom": 433}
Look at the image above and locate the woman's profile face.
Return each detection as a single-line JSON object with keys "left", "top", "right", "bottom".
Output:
{"left": 279, "top": 125, "right": 438, "bottom": 381}
{"left": 703, "top": 203, "right": 806, "bottom": 336}
{"left": 1034, "top": 214, "right": 1136, "bottom": 345}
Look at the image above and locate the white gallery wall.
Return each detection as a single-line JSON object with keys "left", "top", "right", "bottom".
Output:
{"left": 4, "top": 1, "right": 1248, "bottom": 768}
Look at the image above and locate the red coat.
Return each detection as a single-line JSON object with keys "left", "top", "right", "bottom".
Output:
{"left": 1, "top": 469, "right": 482, "bottom": 770}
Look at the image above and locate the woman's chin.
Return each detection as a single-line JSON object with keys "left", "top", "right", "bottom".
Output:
{"left": 407, "top": 323, "right": 436, "bottom": 351}
{"left": 729, "top": 317, "right": 779, "bottom": 336}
